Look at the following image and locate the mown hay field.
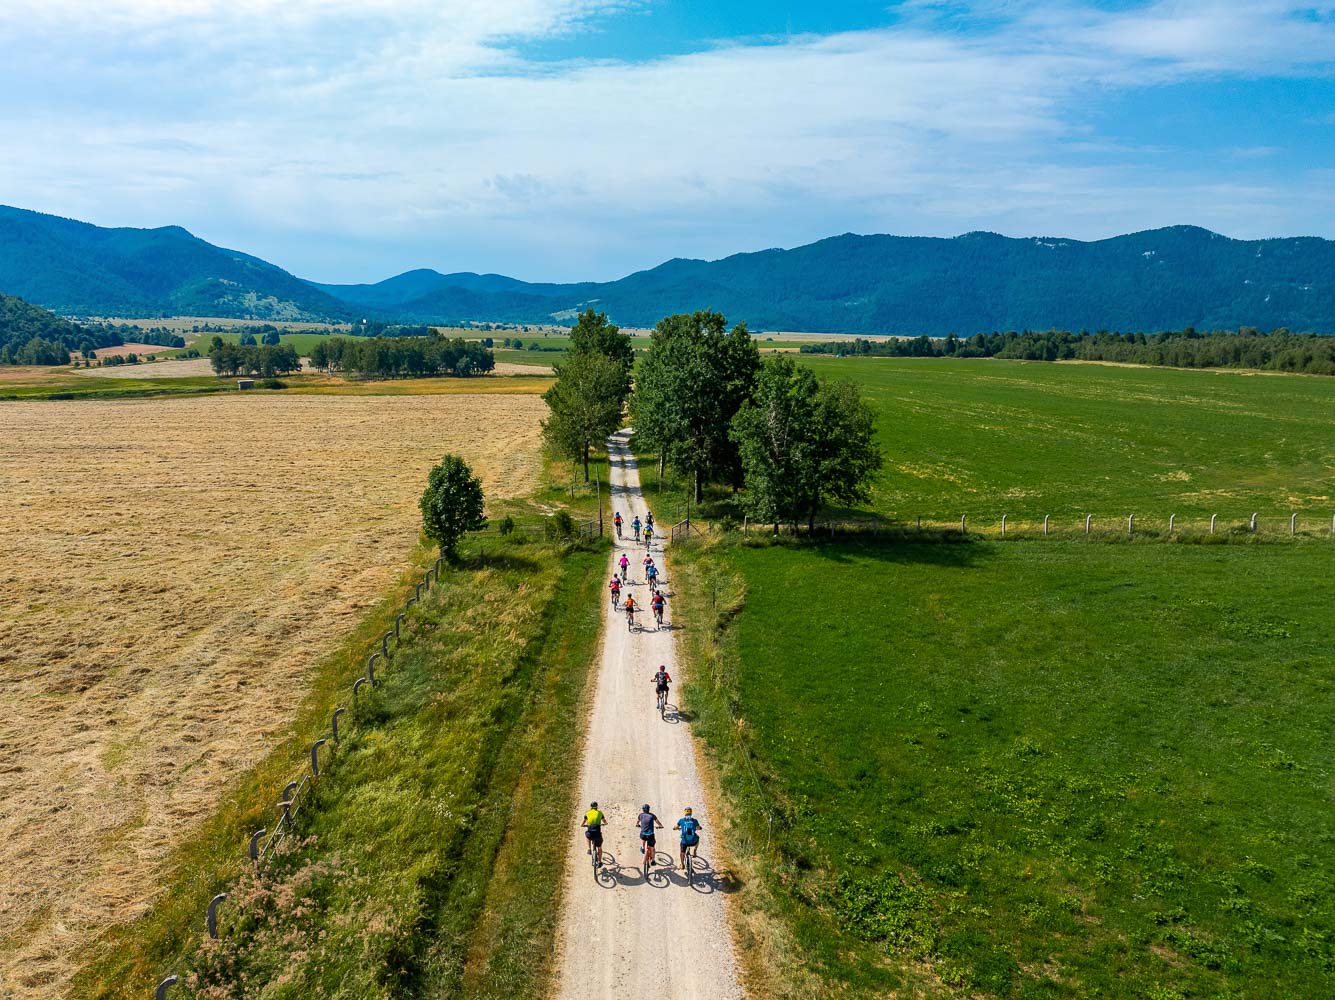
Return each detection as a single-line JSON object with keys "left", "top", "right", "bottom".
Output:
{"left": 0, "top": 393, "right": 546, "bottom": 997}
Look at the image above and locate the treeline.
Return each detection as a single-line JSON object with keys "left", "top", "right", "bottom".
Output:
{"left": 543, "top": 309, "right": 882, "bottom": 530}
{"left": 801, "top": 327, "right": 1335, "bottom": 375}
{"left": 309, "top": 335, "right": 494, "bottom": 378}
{"left": 0, "top": 292, "right": 121, "bottom": 364}
{"left": 348, "top": 322, "right": 435, "bottom": 338}
{"left": 208, "top": 341, "right": 301, "bottom": 377}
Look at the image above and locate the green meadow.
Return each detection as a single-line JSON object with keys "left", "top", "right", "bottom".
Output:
{"left": 797, "top": 357, "right": 1335, "bottom": 524}
{"left": 664, "top": 357, "right": 1334, "bottom": 998}
{"left": 677, "top": 539, "right": 1334, "bottom": 999}
{"left": 185, "top": 330, "right": 336, "bottom": 356}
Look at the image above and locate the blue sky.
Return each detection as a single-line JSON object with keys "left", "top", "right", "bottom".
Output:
{"left": 2, "top": 1, "right": 1334, "bottom": 282}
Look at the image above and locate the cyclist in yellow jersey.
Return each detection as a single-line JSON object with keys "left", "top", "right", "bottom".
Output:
{"left": 581, "top": 801, "right": 606, "bottom": 867}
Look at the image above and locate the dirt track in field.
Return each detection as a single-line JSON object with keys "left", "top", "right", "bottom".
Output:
{"left": 0, "top": 393, "right": 545, "bottom": 997}
{"left": 551, "top": 432, "right": 742, "bottom": 1000}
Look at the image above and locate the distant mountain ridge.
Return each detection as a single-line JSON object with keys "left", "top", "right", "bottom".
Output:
{"left": 0, "top": 206, "right": 354, "bottom": 320}
{"left": 3, "top": 205, "right": 1335, "bottom": 333}
{"left": 313, "top": 226, "right": 1335, "bottom": 333}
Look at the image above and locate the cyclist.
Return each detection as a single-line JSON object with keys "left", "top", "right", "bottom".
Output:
{"left": 650, "top": 589, "right": 666, "bottom": 627}
{"left": 652, "top": 665, "right": 671, "bottom": 713}
{"left": 632, "top": 515, "right": 642, "bottom": 541}
{"left": 642, "top": 552, "right": 655, "bottom": 574}
{"left": 643, "top": 523, "right": 654, "bottom": 549}
{"left": 637, "top": 803, "right": 663, "bottom": 867}
{"left": 674, "top": 807, "right": 701, "bottom": 869}
{"left": 609, "top": 574, "right": 622, "bottom": 608}
{"left": 581, "top": 800, "right": 606, "bottom": 867}
{"left": 624, "top": 593, "right": 637, "bottom": 629}
{"left": 646, "top": 561, "right": 660, "bottom": 592}
{"left": 617, "top": 552, "right": 629, "bottom": 581}
{"left": 613, "top": 511, "right": 623, "bottom": 538}
{"left": 645, "top": 510, "right": 655, "bottom": 532}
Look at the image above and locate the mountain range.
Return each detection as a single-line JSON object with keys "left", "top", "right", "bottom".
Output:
{"left": 4, "top": 205, "right": 1335, "bottom": 334}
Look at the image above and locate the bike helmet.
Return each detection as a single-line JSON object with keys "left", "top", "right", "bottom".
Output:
{"left": 643, "top": 804, "right": 651, "bottom": 812}
{"left": 590, "top": 801, "right": 598, "bottom": 808}
{"left": 684, "top": 807, "right": 692, "bottom": 815}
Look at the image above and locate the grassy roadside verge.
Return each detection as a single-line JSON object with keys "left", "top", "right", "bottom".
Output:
{"left": 666, "top": 536, "right": 908, "bottom": 998}
{"left": 70, "top": 536, "right": 605, "bottom": 999}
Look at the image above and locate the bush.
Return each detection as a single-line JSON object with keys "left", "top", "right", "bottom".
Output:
{"left": 497, "top": 515, "right": 516, "bottom": 536}
{"left": 546, "top": 510, "right": 576, "bottom": 541}
{"left": 257, "top": 378, "right": 287, "bottom": 389}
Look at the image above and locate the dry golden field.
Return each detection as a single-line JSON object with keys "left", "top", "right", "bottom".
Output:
{"left": 0, "top": 393, "right": 546, "bottom": 996}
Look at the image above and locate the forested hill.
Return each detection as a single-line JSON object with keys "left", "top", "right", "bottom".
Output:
{"left": 0, "top": 292, "right": 120, "bottom": 364}
{"left": 313, "top": 226, "right": 1335, "bottom": 334}
{"left": 6, "top": 204, "right": 1335, "bottom": 333}
{"left": 0, "top": 206, "right": 356, "bottom": 321}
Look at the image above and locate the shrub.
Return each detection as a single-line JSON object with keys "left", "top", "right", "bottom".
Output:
{"left": 546, "top": 510, "right": 576, "bottom": 541}
{"left": 497, "top": 515, "right": 516, "bottom": 536}
{"left": 258, "top": 378, "right": 287, "bottom": 389}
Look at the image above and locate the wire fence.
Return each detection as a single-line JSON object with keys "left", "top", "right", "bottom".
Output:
{"left": 736, "top": 511, "right": 1335, "bottom": 541}
{"left": 152, "top": 553, "right": 448, "bottom": 999}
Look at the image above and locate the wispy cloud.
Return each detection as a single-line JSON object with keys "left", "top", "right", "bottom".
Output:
{"left": 1, "top": 1, "right": 1333, "bottom": 281}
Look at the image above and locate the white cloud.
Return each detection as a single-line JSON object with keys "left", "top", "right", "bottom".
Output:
{"left": 1, "top": 1, "right": 1333, "bottom": 280}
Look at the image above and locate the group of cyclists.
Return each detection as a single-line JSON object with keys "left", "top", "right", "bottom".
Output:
{"left": 613, "top": 508, "right": 655, "bottom": 546}
{"left": 610, "top": 510, "right": 666, "bottom": 630}
{"left": 580, "top": 800, "right": 702, "bottom": 874}
{"left": 581, "top": 506, "right": 703, "bottom": 878}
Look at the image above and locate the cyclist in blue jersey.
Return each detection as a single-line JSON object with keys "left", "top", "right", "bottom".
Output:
{"left": 674, "top": 807, "right": 701, "bottom": 868}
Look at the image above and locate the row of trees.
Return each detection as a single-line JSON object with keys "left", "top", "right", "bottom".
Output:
{"left": 800, "top": 327, "right": 1335, "bottom": 375}
{"left": 541, "top": 308, "right": 883, "bottom": 529}
{"left": 309, "top": 335, "right": 495, "bottom": 378}
{"left": 208, "top": 342, "right": 301, "bottom": 377}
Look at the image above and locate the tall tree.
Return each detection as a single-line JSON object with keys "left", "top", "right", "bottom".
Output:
{"left": 731, "top": 355, "right": 883, "bottom": 529}
{"left": 542, "top": 350, "right": 627, "bottom": 480}
{"left": 419, "top": 454, "right": 487, "bottom": 559}
{"left": 568, "top": 308, "right": 634, "bottom": 393}
{"left": 632, "top": 310, "right": 759, "bottom": 503}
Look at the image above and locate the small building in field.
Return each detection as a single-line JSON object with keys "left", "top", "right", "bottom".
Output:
{"left": 237, "top": 379, "right": 255, "bottom": 390}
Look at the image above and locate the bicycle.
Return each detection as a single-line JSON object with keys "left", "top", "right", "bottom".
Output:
{"left": 654, "top": 606, "right": 664, "bottom": 628}
{"left": 641, "top": 839, "right": 656, "bottom": 877}
{"left": 625, "top": 606, "right": 636, "bottom": 632}
{"left": 683, "top": 846, "right": 694, "bottom": 886}
{"left": 610, "top": 588, "right": 621, "bottom": 610}
{"left": 656, "top": 685, "right": 668, "bottom": 718}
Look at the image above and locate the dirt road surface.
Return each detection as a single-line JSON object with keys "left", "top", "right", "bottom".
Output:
{"left": 552, "top": 431, "right": 743, "bottom": 1000}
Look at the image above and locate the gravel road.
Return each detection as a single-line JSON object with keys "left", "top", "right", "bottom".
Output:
{"left": 551, "top": 430, "right": 743, "bottom": 1000}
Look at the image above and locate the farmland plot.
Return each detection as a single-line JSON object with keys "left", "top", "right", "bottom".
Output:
{"left": 0, "top": 393, "right": 545, "bottom": 997}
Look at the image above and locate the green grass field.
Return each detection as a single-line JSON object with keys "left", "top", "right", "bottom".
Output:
{"left": 0, "top": 370, "right": 235, "bottom": 400}
{"left": 798, "top": 358, "right": 1335, "bottom": 523}
{"left": 676, "top": 538, "right": 1333, "bottom": 998}
{"left": 184, "top": 331, "right": 336, "bottom": 355}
